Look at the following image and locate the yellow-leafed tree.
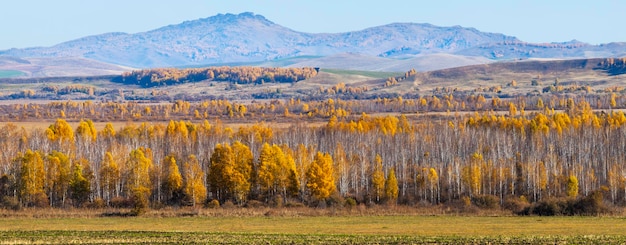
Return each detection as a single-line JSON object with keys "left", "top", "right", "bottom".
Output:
{"left": 99, "top": 152, "right": 120, "bottom": 204}
{"left": 183, "top": 154, "right": 206, "bottom": 206}
{"left": 305, "top": 151, "right": 336, "bottom": 201}
{"left": 567, "top": 175, "right": 579, "bottom": 198}
{"left": 371, "top": 154, "right": 385, "bottom": 203}
{"left": 257, "top": 143, "right": 299, "bottom": 199}
{"left": 127, "top": 148, "right": 153, "bottom": 214}
{"left": 162, "top": 154, "right": 182, "bottom": 204}
{"left": 208, "top": 143, "right": 234, "bottom": 201}
{"left": 384, "top": 169, "right": 398, "bottom": 204}
{"left": 16, "top": 150, "right": 47, "bottom": 207}
{"left": 231, "top": 141, "right": 253, "bottom": 203}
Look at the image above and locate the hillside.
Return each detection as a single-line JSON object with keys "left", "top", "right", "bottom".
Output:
{"left": 1, "top": 58, "right": 625, "bottom": 102}
{"left": 408, "top": 58, "right": 626, "bottom": 96}
{"left": 0, "top": 56, "right": 131, "bottom": 78}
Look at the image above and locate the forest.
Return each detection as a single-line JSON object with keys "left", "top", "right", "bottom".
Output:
{"left": 0, "top": 94, "right": 625, "bottom": 216}
{"left": 114, "top": 67, "right": 319, "bottom": 87}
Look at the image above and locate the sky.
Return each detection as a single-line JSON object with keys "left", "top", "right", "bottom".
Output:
{"left": 1, "top": 0, "right": 624, "bottom": 50}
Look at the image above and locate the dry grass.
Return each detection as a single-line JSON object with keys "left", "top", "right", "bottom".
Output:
{"left": 0, "top": 208, "right": 624, "bottom": 237}
{"left": 0, "top": 207, "right": 624, "bottom": 244}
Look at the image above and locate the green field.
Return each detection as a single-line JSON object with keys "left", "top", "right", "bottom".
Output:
{"left": 0, "top": 215, "right": 624, "bottom": 244}
{"left": 0, "top": 70, "right": 26, "bottom": 78}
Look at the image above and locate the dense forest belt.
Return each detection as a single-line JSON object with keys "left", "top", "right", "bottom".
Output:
{"left": 1, "top": 93, "right": 626, "bottom": 122}
{"left": 0, "top": 96, "right": 625, "bottom": 216}
{"left": 113, "top": 67, "right": 319, "bottom": 87}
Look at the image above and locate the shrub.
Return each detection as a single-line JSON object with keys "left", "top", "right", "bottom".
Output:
{"left": 472, "top": 195, "right": 500, "bottom": 209}
{"left": 206, "top": 199, "right": 220, "bottom": 209}
{"left": 344, "top": 197, "right": 357, "bottom": 209}
{"left": 503, "top": 196, "right": 530, "bottom": 214}
{"left": 245, "top": 200, "right": 265, "bottom": 208}
{"left": 522, "top": 189, "right": 609, "bottom": 216}
{"left": 284, "top": 201, "right": 305, "bottom": 208}
{"left": 572, "top": 189, "right": 607, "bottom": 215}
{"left": 110, "top": 197, "right": 133, "bottom": 208}
{"left": 1, "top": 196, "right": 20, "bottom": 211}
{"left": 528, "top": 198, "right": 564, "bottom": 216}
{"left": 327, "top": 192, "right": 344, "bottom": 207}
{"left": 222, "top": 200, "right": 235, "bottom": 209}
{"left": 29, "top": 193, "right": 49, "bottom": 208}
{"left": 87, "top": 198, "right": 106, "bottom": 209}
{"left": 270, "top": 195, "right": 284, "bottom": 208}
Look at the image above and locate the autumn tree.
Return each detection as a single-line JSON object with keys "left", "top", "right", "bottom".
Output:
{"left": 305, "top": 152, "right": 336, "bottom": 201}
{"left": 45, "top": 119, "right": 74, "bottom": 153}
{"left": 209, "top": 142, "right": 253, "bottom": 204}
{"left": 162, "top": 155, "right": 183, "bottom": 204}
{"left": 183, "top": 154, "right": 206, "bottom": 206}
{"left": 231, "top": 141, "right": 253, "bottom": 204}
{"left": 69, "top": 163, "right": 91, "bottom": 207}
{"left": 127, "top": 148, "right": 152, "bottom": 213}
{"left": 567, "top": 175, "right": 579, "bottom": 198}
{"left": 99, "top": 152, "right": 120, "bottom": 205}
{"left": 16, "top": 150, "right": 47, "bottom": 207}
{"left": 45, "top": 151, "right": 70, "bottom": 207}
{"left": 371, "top": 154, "right": 385, "bottom": 203}
{"left": 384, "top": 169, "right": 398, "bottom": 204}
{"left": 208, "top": 143, "right": 234, "bottom": 202}
{"left": 257, "top": 143, "right": 299, "bottom": 200}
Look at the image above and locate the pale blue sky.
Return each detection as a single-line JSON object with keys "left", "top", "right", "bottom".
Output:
{"left": 1, "top": 0, "right": 624, "bottom": 50}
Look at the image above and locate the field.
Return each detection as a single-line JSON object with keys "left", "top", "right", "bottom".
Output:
{"left": 0, "top": 213, "right": 624, "bottom": 244}
{"left": 0, "top": 70, "right": 25, "bottom": 78}
{"left": 322, "top": 68, "right": 403, "bottom": 79}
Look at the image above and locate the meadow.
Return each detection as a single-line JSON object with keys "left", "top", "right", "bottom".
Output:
{"left": 0, "top": 70, "right": 25, "bottom": 78}
{"left": 0, "top": 213, "right": 624, "bottom": 244}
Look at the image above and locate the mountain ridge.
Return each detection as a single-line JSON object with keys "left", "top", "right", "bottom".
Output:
{"left": 0, "top": 12, "right": 519, "bottom": 68}
{"left": 1, "top": 12, "right": 625, "bottom": 76}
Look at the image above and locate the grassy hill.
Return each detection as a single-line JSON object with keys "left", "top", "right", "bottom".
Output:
{"left": 0, "top": 70, "right": 26, "bottom": 78}
{"left": 0, "top": 58, "right": 624, "bottom": 101}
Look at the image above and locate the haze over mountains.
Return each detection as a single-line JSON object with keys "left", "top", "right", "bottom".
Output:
{"left": 1, "top": 12, "right": 625, "bottom": 77}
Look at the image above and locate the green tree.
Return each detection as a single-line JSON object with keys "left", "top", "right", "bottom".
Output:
{"left": 69, "top": 163, "right": 90, "bottom": 207}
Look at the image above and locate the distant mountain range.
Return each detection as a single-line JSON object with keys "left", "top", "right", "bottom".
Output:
{"left": 1, "top": 12, "right": 625, "bottom": 77}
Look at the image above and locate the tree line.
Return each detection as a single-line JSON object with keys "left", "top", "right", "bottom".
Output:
{"left": 3, "top": 93, "right": 626, "bottom": 122}
{"left": 113, "top": 67, "right": 319, "bottom": 87}
{"left": 0, "top": 98, "right": 625, "bottom": 214}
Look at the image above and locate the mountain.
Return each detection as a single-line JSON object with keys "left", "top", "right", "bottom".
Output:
{"left": 1, "top": 12, "right": 625, "bottom": 77}
{"left": 0, "top": 12, "right": 516, "bottom": 69}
